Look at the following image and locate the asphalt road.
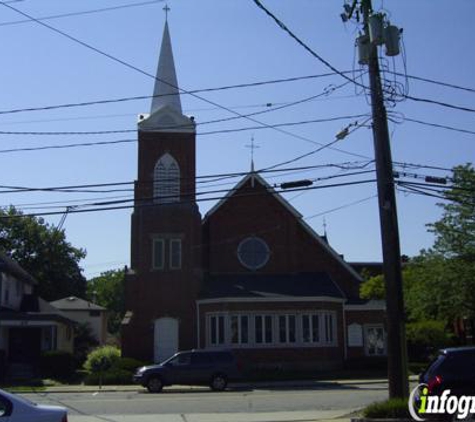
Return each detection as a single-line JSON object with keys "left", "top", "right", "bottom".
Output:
{"left": 21, "top": 381, "right": 390, "bottom": 422}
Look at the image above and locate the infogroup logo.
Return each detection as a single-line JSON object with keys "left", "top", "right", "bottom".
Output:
{"left": 409, "top": 383, "right": 475, "bottom": 421}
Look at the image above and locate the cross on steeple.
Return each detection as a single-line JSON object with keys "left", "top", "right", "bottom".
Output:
{"left": 245, "top": 135, "right": 260, "bottom": 173}
{"left": 163, "top": 3, "right": 170, "bottom": 21}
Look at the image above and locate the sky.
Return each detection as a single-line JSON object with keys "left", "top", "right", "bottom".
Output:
{"left": 0, "top": 0, "right": 474, "bottom": 280}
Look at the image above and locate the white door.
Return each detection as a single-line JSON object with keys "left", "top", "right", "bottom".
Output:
{"left": 154, "top": 317, "right": 179, "bottom": 363}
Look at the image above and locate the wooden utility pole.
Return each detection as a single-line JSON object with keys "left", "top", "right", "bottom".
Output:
{"left": 361, "top": 0, "right": 409, "bottom": 398}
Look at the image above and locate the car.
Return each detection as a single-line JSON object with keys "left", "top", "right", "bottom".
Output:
{"left": 0, "top": 388, "right": 68, "bottom": 422}
{"left": 419, "top": 346, "right": 475, "bottom": 396}
{"left": 134, "top": 349, "right": 242, "bottom": 393}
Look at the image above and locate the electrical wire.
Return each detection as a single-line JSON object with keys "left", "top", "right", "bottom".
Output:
{"left": 1, "top": 178, "right": 378, "bottom": 219}
{"left": 0, "top": 0, "right": 163, "bottom": 27}
{"left": 0, "top": 71, "right": 360, "bottom": 116}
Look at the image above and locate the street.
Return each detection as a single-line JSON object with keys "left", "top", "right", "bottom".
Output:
{"left": 21, "top": 380, "right": 391, "bottom": 422}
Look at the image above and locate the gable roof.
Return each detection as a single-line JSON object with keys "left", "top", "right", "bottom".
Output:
{"left": 200, "top": 273, "right": 345, "bottom": 301}
{"left": 50, "top": 296, "right": 106, "bottom": 311}
{"left": 0, "top": 252, "right": 37, "bottom": 285}
{"left": 203, "top": 173, "right": 362, "bottom": 282}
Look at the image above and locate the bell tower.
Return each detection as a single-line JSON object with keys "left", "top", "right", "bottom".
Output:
{"left": 122, "top": 19, "right": 202, "bottom": 362}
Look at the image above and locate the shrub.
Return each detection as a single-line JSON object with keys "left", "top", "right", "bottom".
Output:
{"left": 114, "top": 357, "right": 146, "bottom": 372}
{"left": 84, "top": 346, "right": 120, "bottom": 374}
{"left": 363, "top": 398, "right": 410, "bottom": 419}
{"left": 406, "top": 320, "right": 455, "bottom": 361}
{"left": 39, "top": 351, "right": 75, "bottom": 379}
{"left": 84, "top": 368, "right": 132, "bottom": 385}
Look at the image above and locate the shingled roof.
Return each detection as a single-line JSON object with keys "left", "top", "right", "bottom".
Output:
{"left": 200, "top": 273, "right": 346, "bottom": 300}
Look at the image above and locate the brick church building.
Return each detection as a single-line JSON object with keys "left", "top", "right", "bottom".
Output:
{"left": 122, "top": 21, "right": 386, "bottom": 370}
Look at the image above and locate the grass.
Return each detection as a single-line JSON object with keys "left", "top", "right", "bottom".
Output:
{"left": 362, "top": 398, "right": 411, "bottom": 419}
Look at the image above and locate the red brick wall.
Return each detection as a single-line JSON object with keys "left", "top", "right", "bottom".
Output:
{"left": 203, "top": 178, "right": 360, "bottom": 298}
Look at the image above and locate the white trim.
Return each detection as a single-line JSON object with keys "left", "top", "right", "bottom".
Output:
{"left": 197, "top": 296, "right": 345, "bottom": 305}
{"left": 202, "top": 173, "right": 361, "bottom": 284}
{"left": 138, "top": 105, "right": 195, "bottom": 133}
{"left": 344, "top": 300, "right": 386, "bottom": 311}
{"left": 205, "top": 310, "right": 338, "bottom": 349}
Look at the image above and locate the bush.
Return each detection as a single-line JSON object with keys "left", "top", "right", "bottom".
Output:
{"left": 84, "top": 346, "right": 120, "bottom": 374}
{"left": 39, "top": 351, "right": 75, "bottom": 379}
{"left": 84, "top": 368, "right": 132, "bottom": 385}
{"left": 114, "top": 357, "right": 146, "bottom": 372}
{"left": 406, "top": 320, "right": 455, "bottom": 361}
{"left": 363, "top": 398, "right": 410, "bottom": 419}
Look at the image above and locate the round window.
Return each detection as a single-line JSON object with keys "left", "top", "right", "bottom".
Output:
{"left": 237, "top": 237, "right": 270, "bottom": 270}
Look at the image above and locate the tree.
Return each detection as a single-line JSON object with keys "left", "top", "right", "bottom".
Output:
{"left": 0, "top": 206, "right": 86, "bottom": 301}
{"left": 87, "top": 269, "right": 125, "bottom": 335}
{"left": 361, "top": 165, "right": 475, "bottom": 326}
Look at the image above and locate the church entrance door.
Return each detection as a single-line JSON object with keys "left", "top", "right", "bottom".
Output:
{"left": 154, "top": 317, "right": 179, "bottom": 364}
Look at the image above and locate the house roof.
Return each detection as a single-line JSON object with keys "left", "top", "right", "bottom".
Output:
{"left": 199, "top": 273, "right": 346, "bottom": 301}
{"left": 50, "top": 296, "right": 106, "bottom": 311}
{"left": 0, "top": 297, "right": 76, "bottom": 325}
{"left": 203, "top": 173, "right": 363, "bottom": 283}
{"left": 0, "top": 252, "right": 37, "bottom": 285}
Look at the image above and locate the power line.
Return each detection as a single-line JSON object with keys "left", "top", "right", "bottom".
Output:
{"left": 304, "top": 194, "right": 377, "bottom": 221}
{"left": 252, "top": 0, "right": 364, "bottom": 90}
{"left": 0, "top": 71, "right": 359, "bottom": 116}
{"left": 0, "top": 0, "right": 163, "bottom": 27}
{"left": 400, "top": 116, "right": 475, "bottom": 136}
{"left": 1, "top": 178, "right": 378, "bottom": 219}
{"left": 390, "top": 71, "right": 475, "bottom": 95}
{"left": 0, "top": 114, "right": 370, "bottom": 155}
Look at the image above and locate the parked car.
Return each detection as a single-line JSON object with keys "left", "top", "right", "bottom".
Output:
{"left": 419, "top": 346, "right": 475, "bottom": 396}
{"left": 134, "top": 349, "right": 242, "bottom": 393}
{"left": 0, "top": 388, "right": 68, "bottom": 422}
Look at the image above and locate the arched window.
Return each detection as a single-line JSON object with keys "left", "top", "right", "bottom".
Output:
{"left": 153, "top": 153, "right": 180, "bottom": 203}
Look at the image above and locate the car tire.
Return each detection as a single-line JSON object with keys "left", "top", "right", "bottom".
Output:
{"left": 210, "top": 374, "right": 227, "bottom": 391}
{"left": 146, "top": 376, "right": 163, "bottom": 393}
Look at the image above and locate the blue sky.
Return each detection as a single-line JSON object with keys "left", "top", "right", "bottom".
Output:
{"left": 0, "top": 0, "right": 474, "bottom": 279}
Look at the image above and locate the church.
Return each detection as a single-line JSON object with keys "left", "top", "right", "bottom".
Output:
{"left": 121, "top": 20, "right": 386, "bottom": 371}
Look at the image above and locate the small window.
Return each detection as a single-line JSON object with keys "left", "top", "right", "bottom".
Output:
{"left": 278, "top": 315, "right": 296, "bottom": 344}
{"left": 153, "top": 153, "right": 180, "bottom": 204}
{"left": 302, "top": 314, "right": 320, "bottom": 343}
{"left": 237, "top": 237, "right": 270, "bottom": 270}
{"left": 210, "top": 315, "right": 225, "bottom": 346}
{"left": 324, "top": 314, "right": 334, "bottom": 344}
{"left": 255, "top": 315, "right": 273, "bottom": 344}
{"left": 365, "top": 326, "right": 385, "bottom": 356}
{"left": 152, "top": 238, "right": 165, "bottom": 270}
{"left": 169, "top": 353, "right": 191, "bottom": 366}
{"left": 231, "top": 315, "right": 249, "bottom": 345}
{"left": 170, "top": 239, "right": 182, "bottom": 270}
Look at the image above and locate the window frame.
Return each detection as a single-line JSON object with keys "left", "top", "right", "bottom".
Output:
{"left": 364, "top": 324, "right": 386, "bottom": 356}
{"left": 169, "top": 238, "right": 182, "bottom": 270}
{"left": 152, "top": 238, "right": 165, "bottom": 270}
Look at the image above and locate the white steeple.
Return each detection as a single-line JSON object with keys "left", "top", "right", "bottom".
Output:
{"left": 151, "top": 20, "right": 182, "bottom": 115}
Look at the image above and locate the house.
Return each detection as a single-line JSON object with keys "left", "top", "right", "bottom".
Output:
{"left": 50, "top": 296, "right": 108, "bottom": 345}
{"left": 121, "top": 21, "right": 386, "bottom": 370}
{"left": 0, "top": 253, "right": 75, "bottom": 379}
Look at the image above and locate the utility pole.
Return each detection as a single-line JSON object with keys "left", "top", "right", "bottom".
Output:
{"left": 360, "top": 0, "right": 409, "bottom": 398}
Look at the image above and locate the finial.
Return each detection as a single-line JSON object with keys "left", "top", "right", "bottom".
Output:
{"left": 163, "top": 3, "right": 170, "bottom": 22}
{"left": 245, "top": 135, "right": 260, "bottom": 173}
{"left": 323, "top": 217, "right": 328, "bottom": 237}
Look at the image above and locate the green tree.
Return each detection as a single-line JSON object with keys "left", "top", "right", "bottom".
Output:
{"left": 428, "top": 164, "right": 475, "bottom": 261}
{"left": 0, "top": 206, "right": 86, "bottom": 300}
{"left": 87, "top": 269, "right": 125, "bottom": 335}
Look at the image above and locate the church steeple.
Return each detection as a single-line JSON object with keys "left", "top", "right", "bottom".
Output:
{"left": 151, "top": 20, "right": 182, "bottom": 115}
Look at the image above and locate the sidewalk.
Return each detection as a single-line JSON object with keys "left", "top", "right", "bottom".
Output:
{"left": 12, "top": 377, "right": 396, "bottom": 394}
